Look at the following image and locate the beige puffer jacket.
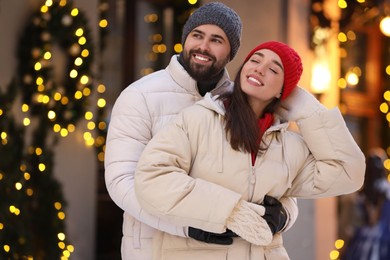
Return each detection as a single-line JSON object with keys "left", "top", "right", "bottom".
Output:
{"left": 135, "top": 93, "right": 366, "bottom": 260}
{"left": 105, "top": 55, "right": 299, "bottom": 259}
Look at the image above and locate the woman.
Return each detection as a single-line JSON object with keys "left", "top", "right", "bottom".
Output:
{"left": 134, "top": 41, "right": 366, "bottom": 259}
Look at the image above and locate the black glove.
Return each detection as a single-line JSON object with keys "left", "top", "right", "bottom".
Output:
{"left": 262, "top": 195, "right": 287, "bottom": 235}
{"left": 188, "top": 227, "right": 238, "bottom": 245}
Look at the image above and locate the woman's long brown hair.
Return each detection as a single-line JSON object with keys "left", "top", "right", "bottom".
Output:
{"left": 218, "top": 64, "right": 281, "bottom": 153}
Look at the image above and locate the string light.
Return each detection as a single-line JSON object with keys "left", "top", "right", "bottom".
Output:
{"left": 381, "top": 16, "right": 390, "bottom": 36}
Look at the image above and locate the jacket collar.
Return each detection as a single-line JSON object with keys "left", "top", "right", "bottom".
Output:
{"left": 166, "top": 55, "right": 231, "bottom": 97}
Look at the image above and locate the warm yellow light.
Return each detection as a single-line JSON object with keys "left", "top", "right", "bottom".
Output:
{"left": 98, "top": 121, "right": 107, "bottom": 130}
{"left": 44, "top": 51, "right": 52, "bottom": 60}
{"left": 41, "top": 5, "right": 49, "bottom": 13}
{"left": 24, "top": 172, "right": 31, "bottom": 180}
{"left": 174, "top": 43, "right": 183, "bottom": 53}
{"left": 67, "top": 124, "right": 76, "bottom": 132}
{"left": 78, "top": 37, "right": 86, "bottom": 45}
{"left": 97, "top": 84, "right": 106, "bottom": 93}
{"left": 58, "top": 211, "right": 66, "bottom": 220}
{"left": 346, "top": 71, "right": 359, "bottom": 86}
{"left": 71, "top": 8, "right": 79, "bottom": 16}
{"left": 81, "top": 49, "right": 89, "bottom": 57}
{"left": 347, "top": 30, "right": 356, "bottom": 40}
{"left": 3, "top": 245, "right": 10, "bottom": 253}
{"left": 335, "top": 239, "right": 344, "bottom": 249}
{"left": 0, "top": 223, "right": 3, "bottom": 230}
{"left": 98, "top": 152, "right": 105, "bottom": 162}
{"left": 53, "top": 124, "right": 61, "bottom": 132}
{"left": 188, "top": 0, "right": 197, "bottom": 4}
{"left": 85, "top": 111, "right": 93, "bottom": 120}
{"left": 97, "top": 98, "right": 106, "bottom": 108}
{"left": 42, "top": 95, "right": 50, "bottom": 104}
{"left": 48, "top": 110, "right": 56, "bottom": 120}
{"left": 23, "top": 118, "right": 31, "bottom": 126}
{"left": 35, "top": 147, "right": 43, "bottom": 155}
{"left": 63, "top": 250, "right": 71, "bottom": 258}
{"left": 37, "top": 84, "right": 45, "bottom": 92}
{"left": 61, "top": 96, "right": 69, "bottom": 105}
{"left": 9, "top": 205, "right": 20, "bottom": 215}
{"left": 60, "top": 128, "right": 69, "bottom": 137}
{"left": 144, "top": 14, "right": 158, "bottom": 23}
{"left": 34, "top": 62, "right": 42, "bottom": 71}
{"left": 384, "top": 90, "right": 390, "bottom": 101}
{"left": 99, "top": 19, "right": 108, "bottom": 28}
{"left": 67, "top": 245, "right": 75, "bottom": 252}
{"left": 85, "top": 138, "right": 95, "bottom": 146}
{"left": 15, "top": 182, "right": 22, "bottom": 190}
{"left": 83, "top": 132, "right": 92, "bottom": 140}
{"left": 329, "top": 249, "right": 340, "bottom": 259}
{"left": 380, "top": 102, "right": 389, "bottom": 113}
{"left": 380, "top": 16, "right": 390, "bottom": 37}
{"left": 338, "top": 32, "right": 347, "bottom": 42}
{"left": 83, "top": 87, "right": 91, "bottom": 96}
{"left": 45, "top": 0, "right": 53, "bottom": 6}
{"left": 38, "top": 163, "right": 46, "bottom": 172}
{"left": 58, "top": 233, "right": 66, "bottom": 241}
{"left": 96, "top": 136, "right": 105, "bottom": 146}
{"left": 54, "top": 92, "right": 62, "bottom": 101}
{"left": 87, "top": 122, "right": 96, "bottom": 130}
{"left": 75, "top": 28, "right": 84, "bottom": 37}
{"left": 74, "top": 57, "right": 83, "bottom": 66}
{"left": 59, "top": 0, "right": 67, "bottom": 6}
{"left": 384, "top": 159, "right": 390, "bottom": 170}
{"left": 58, "top": 241, "right": 65, "bottom": 249}
{"left": 338, "top": 0, "right": 347, "bottom": 9}
{"left": 54, "top": 202, "right": 62, "bottom": 210}
{"left": 80, "top": 75, "right": 89, "bottom": 84}
{"left": 311, "top": 62, "right": 331, "bottom": 94}
{"left": 1, "top": 132, "right": 7, "bottom": 139}
{"left": 26, "top": 188, "right": 34, "bottom": 196}
{"left": 74, "top": 91, "right": 83, "bottom": 99}
{"left": 36, "top": 77, "right": 44, "bottom": 85}
{"left": 22, "top": 104, "right": 29, "bottom": 112}
{"left": 70, "top": 69, "right": 78, "bottom": 78}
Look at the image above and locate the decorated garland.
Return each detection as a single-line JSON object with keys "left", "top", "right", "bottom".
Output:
{"left": 17, "top": 0, "right": 94, "bottom": 133}
{"left": 0, "top": 0, "right": 99, "bottom": 259}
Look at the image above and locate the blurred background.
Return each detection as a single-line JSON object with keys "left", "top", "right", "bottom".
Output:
{"left": 0, "top": 0, "right": 390, "bottom": 259}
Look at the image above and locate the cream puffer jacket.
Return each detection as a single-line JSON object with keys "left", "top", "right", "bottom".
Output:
{"left": 134, "top": 93, "right": 366, "bottom": 260}
{"left": 104, "top": 55, "right": 299, "bottom": 259}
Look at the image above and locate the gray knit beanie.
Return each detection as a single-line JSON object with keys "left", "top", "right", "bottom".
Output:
{"left": 181, "top": 2, "right": 242, "bottom": 60}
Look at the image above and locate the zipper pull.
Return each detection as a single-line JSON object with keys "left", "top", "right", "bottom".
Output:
{"left": 250, "top": 168, "right": 256, "bottom": 184}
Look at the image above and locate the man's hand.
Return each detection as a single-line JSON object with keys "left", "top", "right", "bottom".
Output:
{"left": 262, "top": 195, "right": 287, "bottom": 235}
{"left": 188, "top": 227, "right": 237, "bottom": 245}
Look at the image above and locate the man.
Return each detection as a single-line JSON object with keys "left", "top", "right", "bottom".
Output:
{"left": 104, "top": 2, "right": 298, "bottom": 259}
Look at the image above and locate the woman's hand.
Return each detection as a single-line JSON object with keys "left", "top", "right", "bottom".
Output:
{"left": 276, "top": 86, "right": 326, "bottom": 122}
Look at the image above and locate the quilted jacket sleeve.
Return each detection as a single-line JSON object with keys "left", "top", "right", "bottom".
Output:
{"left": 104, "top": 87, "right": 187, "bottom": 237}
{"left": 135, "top": 112, "right": 243, "bottom": 234}
{"left": 285, "top": 107, "right": 366, "bottom": 198}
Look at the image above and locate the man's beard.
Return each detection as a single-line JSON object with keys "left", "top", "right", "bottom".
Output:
{"left": 182, "top": 49, "right": 229, "bottom": 82}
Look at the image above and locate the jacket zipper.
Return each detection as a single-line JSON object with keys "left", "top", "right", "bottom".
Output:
{"left": 249, "top": 165, "right": 256, "bottom": 201}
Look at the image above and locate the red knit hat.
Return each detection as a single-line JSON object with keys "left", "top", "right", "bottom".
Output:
{"left": 244, "top": 41, "right": 303, "bottom": 100}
